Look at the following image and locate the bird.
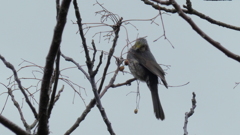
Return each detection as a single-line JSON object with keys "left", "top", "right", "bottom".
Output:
{"left": 127, "top": 38, "right": 168, "bottom": 120}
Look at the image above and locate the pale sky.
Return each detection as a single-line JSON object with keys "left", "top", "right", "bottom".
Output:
{"left": 0, "top": 0, "right": 240, "bottom": 135}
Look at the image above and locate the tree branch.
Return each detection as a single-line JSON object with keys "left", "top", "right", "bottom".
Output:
{"left": 54, "top": 85, "right": 64, "bottom": 103}
{"left": 48, "top": 50, "right": 61, "bottom": 118}
{"left": 141, "top": 0, "right": 240, "bottom": 31}
{"left": 37, "top": 0, "right": 72, "bottom": 134}
{"left": 90, "top": 76, "right": 116, "bottom": 134}
{"left": 0, "top": 115, "right": 30, "bottom": 135}
{"left": 61, "top": 53, "right": 90, "bottom": 80}
{"left": 92, "top": 51, "right": 103, "bottom": 77}
{"left": 98, "top": 18, "right": 123, "bottom": 93}
{"left": 110, "top": 78, "right": 136, "bottom": 88}
{"left": 151, "top": 0, "right": 171, "bottom": 5}
{"left": 91, "top": 39, "right": 97, "bottom": 64}
{"left": 169, "top": 0, "right": 240, "bottom": 62}
{"left": 64, "top": 99, "right": 96, "bottom": 135}
{"left": 183, "top": 92, "right": 197, "bottom": 135}
{"left": 73, "top": 0, "right": 92, "bottom": 72}
{"left": 72, "top": 1, "right": 117, "bottom": 134}
{"left": 99, "top": 58, "right": 124, "bottom": 97}
{"left": 8, "top": 88, "right": 29, "bottom": 130}
{"left": 65, "top": 58, "right": 123, "bottom": 135}
{"left": 0, "top": 55, "right": 38, "bottom": 119}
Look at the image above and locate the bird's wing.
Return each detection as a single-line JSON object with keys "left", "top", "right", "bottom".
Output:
{"left": 131, "top": 51, "right": 168, "bottom": 88}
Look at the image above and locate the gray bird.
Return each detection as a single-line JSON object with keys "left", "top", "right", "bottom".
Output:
{"left": 127, "top": 38, "right": 168, "bottom": 120}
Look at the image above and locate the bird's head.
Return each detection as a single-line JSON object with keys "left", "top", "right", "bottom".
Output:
{"left": 132, "top": 38, "right": 149, "bottom": 52}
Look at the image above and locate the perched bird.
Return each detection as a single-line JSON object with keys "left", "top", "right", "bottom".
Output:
{"left": 127, "top": 38, "right": 168, "bottom": 120}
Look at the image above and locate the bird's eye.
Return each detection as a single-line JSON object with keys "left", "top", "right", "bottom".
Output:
{"left": 140, "top": 45, "right": 146, "bottom": 51}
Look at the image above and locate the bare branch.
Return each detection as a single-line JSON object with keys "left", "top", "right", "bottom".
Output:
{"left": 97, "top": 17, "right": 123, "bottom": 93}
{"left": 54, "top": 85, "right": 64, "bottom": 103}
{"left": 48, "top": 50, "right": 61, "bottom": 118}
{"left": 90, "top": 78, "right": 116, "bottom": 135}
{"left": 0, "top": 55, "right": 38, "bottom": 119}
{"left": 110, "top": 78, "right": 136, "bottom": 88}
{"left": 65, "top": 58, "right": 123, "bottom": 135}
{"left": 183, "top": 92, "right": 197, "bottom": 135}
{"left": 73, "top": 1, "right": 117, "bottom": 134}
{"left": 92, "top": 51, "right": 103, "bottom": 77}
{"left": 169, "top": 0, "right": 240, "bottom": 62}
{"left": 8, "top": 88, "right": 29, "bottom": 129}
{"left": 183, "top": 6, "right": 240, "bottom": 31}
{"left": 185, "top": 0, "right": 192, "bottom": 12}
{"left": 141, "top": 0, "right": 240, "bottom": 31}
{"left": 61, "top": 53, "right": 90, "bottom": 80}
{"left": 64, "top": 99, "right": 96, "bottom": 135}
{"left": 73, "top": 0, "right": 92, "bottom": 71}
{"left": 56, "top": 0, "right": 60, "bottom": 19}
{"left": 0, "top": 115, "right": 30, "bottom": 135}
{"left": 29, "top": 119, "right": 38, "bottom": 130}
{"left": 91, "top": 39, "right": 97, "bottom": 64}
{"left": 38, "top": 0, "right": 72, "bottom": 134}
{"left": 152, "top": 0, "right": 171, "bottom": 5}
{"left": 100, "top": 58, "right": 124, "bottom": 97}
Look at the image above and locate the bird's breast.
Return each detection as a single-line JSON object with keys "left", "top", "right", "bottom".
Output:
{"left": 128, "top": 59, "right": 148, "bottom": 82}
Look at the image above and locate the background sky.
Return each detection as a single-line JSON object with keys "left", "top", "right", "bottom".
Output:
{"left": 0, "top": 0, "right": 240, "bottom": 135}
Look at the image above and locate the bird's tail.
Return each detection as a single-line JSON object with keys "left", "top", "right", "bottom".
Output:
{"left": 151, "top": 89, "right": 165, "bottom": 120}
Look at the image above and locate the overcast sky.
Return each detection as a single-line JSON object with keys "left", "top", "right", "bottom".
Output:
{"left": 0, "top": 0, "right": 240, "bottom": 135}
